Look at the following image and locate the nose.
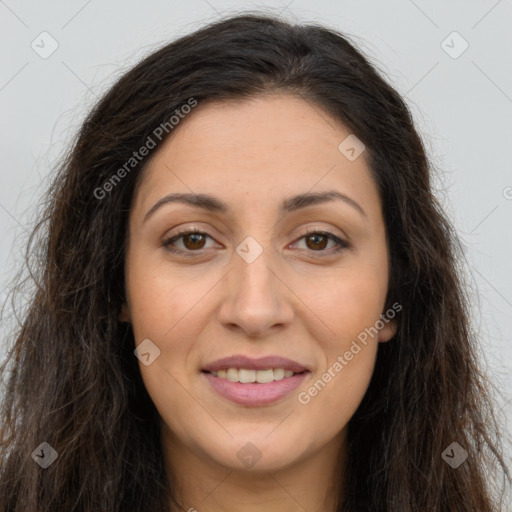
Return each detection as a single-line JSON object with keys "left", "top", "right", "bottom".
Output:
{"left": 216, "top": 246, "right": 294, "bottom": 338}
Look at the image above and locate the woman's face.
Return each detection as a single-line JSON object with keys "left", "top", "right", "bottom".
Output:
{"left": 122, "top": 94, "right": 396, "bottom": 473}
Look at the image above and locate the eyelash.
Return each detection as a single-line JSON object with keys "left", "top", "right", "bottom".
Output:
{"left": 162, "top": 228, "right": 349, "bottom": 258}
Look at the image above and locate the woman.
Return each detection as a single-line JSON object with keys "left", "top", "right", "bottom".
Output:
{"left": 0, "top": 12, "right": 510, "bottom": 512}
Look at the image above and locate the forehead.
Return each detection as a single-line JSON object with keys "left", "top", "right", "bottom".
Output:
{"left": 156, "top": 93, "right": 351, "bottom": 160}
{"left": 133, "top": 93, "right": 381, "bottom": 221}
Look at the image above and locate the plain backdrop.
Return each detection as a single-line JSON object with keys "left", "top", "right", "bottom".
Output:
{"left": 1, "top": 0, "right": 511, "bottom": 467}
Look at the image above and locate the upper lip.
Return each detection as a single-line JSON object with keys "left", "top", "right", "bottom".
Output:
{"left": 202, "top": 355, "right": 310, "bottom": 373}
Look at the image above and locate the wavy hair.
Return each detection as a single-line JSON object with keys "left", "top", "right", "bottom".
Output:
{"left": 0, "top": 12, "right": 510, "bottom": 511}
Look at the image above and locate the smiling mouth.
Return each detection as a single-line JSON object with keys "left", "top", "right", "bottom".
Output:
{"left": 201, "top": 368, "right": 310, "bottom": 406}
{"left": 202, "top": 368, "right": 308, "bottom": 384}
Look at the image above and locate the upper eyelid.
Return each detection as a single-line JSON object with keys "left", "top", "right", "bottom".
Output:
{"left": 164, "top": 225, "right": 345, "bottom": 240}
{"left": 164, "top": 221, "right": 348, "bottom": 239}
{"left": 163, "top": 227, "right": 348, "bottom": 250}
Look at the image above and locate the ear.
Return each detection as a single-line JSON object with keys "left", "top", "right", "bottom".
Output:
{"left": 378, "top": 319, "right": 397, "bottom": 343}
{"left": 119, "top": 302, "right": 131, "bottom": 323}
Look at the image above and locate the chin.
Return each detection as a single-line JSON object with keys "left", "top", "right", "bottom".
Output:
{"left": 198, "top": 432, "right": 307, "bottom": 472}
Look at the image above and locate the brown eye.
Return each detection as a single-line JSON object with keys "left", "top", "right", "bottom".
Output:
{"left": 162, "top": 228, "right": 349, "bottom": 258}
{"left": 304, "top": 233, "right": 329, "bottom": 251}
{"left": 162, "top": 229, "right": 214, "bottom": 255}
{"left": 294, "top": 230, "right": 349, "bottom": 254}
{"left": 181, "top": 232, "right": 207, "bottom": 250}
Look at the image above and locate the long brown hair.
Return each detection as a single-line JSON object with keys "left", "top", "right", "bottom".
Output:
{"left": 0, "top": 12, "right": 510, "bottom": 511}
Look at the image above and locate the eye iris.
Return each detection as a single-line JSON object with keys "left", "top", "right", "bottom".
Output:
{"left": 173, "top": 231, "right": 336, "bottom": 252}
{"left": 183, "top": 233, "right": 206, "bottom": 250}
{"left": 306, "top": 233, "right": 327, "bottom": 250}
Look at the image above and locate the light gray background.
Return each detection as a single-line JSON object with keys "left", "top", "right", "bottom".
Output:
{"left": 1, "top": 0, "right": 511, "bottom": 464}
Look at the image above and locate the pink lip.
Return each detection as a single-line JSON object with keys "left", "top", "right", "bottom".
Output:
{"left": 202, "top": 354, "right": 309, "bottom": 373}
{"left": 203, "top": 371, "right": 309, "bottom": 406}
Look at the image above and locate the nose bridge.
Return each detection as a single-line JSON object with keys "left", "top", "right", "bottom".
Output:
{"left": 236, "top": 238, "right": 277, "bottom": 299}
{"left": 217, "top": 234, "right": 293, "bottom": 335}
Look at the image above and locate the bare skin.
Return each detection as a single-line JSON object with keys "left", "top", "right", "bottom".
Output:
{"left": 121, "top": 93, "right": 396, "bottom": 512}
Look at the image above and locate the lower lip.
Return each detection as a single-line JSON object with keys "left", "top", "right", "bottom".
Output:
{"left": 202, "top": 371, "right": 309, "bottom": 406}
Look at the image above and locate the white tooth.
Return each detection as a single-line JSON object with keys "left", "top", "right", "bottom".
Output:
{"left": 239, "top": 369, "right": 256, "bottom": 383}
{"left": 226, "top": 368, "right": 239, "bottom": 382}
{"left": 273, "top": 368, "right": 285, "bottom": 381}
{"left": 214, "top": 368, "right": 297, "bottom": 382}
{"left": 256, "top": 369, "right": 274, "bottom": 383}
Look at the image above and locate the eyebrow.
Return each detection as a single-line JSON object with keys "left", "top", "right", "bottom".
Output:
{"left": 143, "top": 190, "right": 366, "bottom": 223}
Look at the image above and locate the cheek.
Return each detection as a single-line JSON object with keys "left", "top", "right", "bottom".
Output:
{"left": 128, "top": 268, "right": 205, "bottom": 435}
{"left": 300, "top": 315, "right": 378, "bottom": 434}
{"left": 125, "top": 250, "right": 215, "bottom": 341}
{"left": 319, "top": 343, "right": 377, "bottom": 408}
{"left": 302, "top": 262, "right": 388, "bottom": 344}
{"left": 297, "top": 262, "right": 385, "bottom": 410}
{"left": 125, "top": 256, "right": 217, "bottom": 408}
